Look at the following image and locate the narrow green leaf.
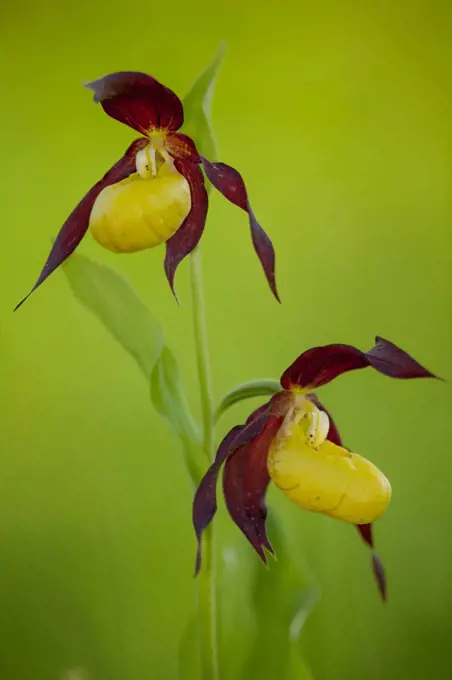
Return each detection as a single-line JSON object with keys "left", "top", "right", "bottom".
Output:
{"left": 150, "top": 345, "right": 201, "bottom": 447}
{"left": 219, "top": 542, "right": 257, "bottom": 680}
{"left": 178, "top": 615, "right": 200, "bottom": 680}
{"left": 215, "top": 379, "right": 282, "bottom": 423}
{"left": 182, "top": 43, "right": 226, "bottom": 164}
{"left": 64, "top": 254, "right": 202, "bottom": 462}
{"left": 64, "top": 253, "right": 163, "bottom": 379}
{"left": 240, "top": 516, "right": 319, "bottom": 680}
{"left": 217, "top": 524, "right": 317, "bottom": 680}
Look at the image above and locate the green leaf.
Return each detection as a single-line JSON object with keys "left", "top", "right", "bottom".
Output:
{"left": 215, "top": 379, "right": 282, "bottom": 423}
{"left": 182, "top": 43, "right": 226, "bottom": 164}
{"left": 64, "top": 253, "right": 163, "bottom": 379}
{"left": 150, "top": 345, "right": 202, "bottom": 450}
{"left": 240, "top": 516, "right": 319, "bottom": 680}
{"left": 217, "top": 519, "right": 318, "bottom": 680}
{"left": 181, "top": 523, "right": 316, "bottom": 680}
{"left": 219, "top": 542, "right": 258, "bottom": 680}
{"left": 63, "top": 254, "right": 202, "bottom": 469}
{"left": 178, "top": 615, "right": 199, "bottom": 680}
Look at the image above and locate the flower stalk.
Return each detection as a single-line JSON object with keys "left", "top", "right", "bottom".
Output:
{"left": 190, "top": 246, "right": 215, "bottom": 461}
{"left": 189, "top": 245, "right": 220, "bottom": 680}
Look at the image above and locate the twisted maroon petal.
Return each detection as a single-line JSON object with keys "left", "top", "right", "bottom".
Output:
{"left": 164, "top": 159, "right": 208, "bottom": 300}
{"left": 193, "top": 401, "right": 277, "bottom": 575}
{"left": 85, "top": 72, "right": 184, "bottom": 134}
{"left": 357, "top": 523, "right": 387, "bottom": 601}
{"left": 281, "top": 336, "right": 438, "bottom": 390}
{"left": 200, "top": 157, "right": 279, "bottom": 301}
{"left": 366, "top": 336, "right": 439, "bottom": 380}
{"left": 223, "top": 412, "right": 285, "bottom": 564}
{"left": 15, "top": 138, "right": 148, "bottom": 311}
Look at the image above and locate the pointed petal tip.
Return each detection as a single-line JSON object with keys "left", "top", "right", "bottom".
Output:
{"left": 377, "top": 335, "right": 444, "bottom": 381}
{"left": 200, "top": 158, "right": 279, "bottom": 300}
{"left": 83, "top": 79, "right": 98, "bottom": 99}
{"left": 163, "top": 258, "right": 179, "bottom": 303}
{"left": 16, "top": 139, "right": 144, "bottom": 310}
{"left": 265, "top": 541, "right": 275, "bottom": 557}
{"left": 255, "top": 541, "right": 276, "bottom": 568}
{"left": 369, "top": 336, "right": 439, "bottom": 381}
{"left": 253, "top": 543, "right": 268, "bottom": 565}
{"left": 194, "top": 542, "right": 202, "bottom": 577}
{"left": 163, "top": 248, "right": 181, "bottom": 304}
{"left": 170, "top": 282, "right": 180, "bottom": 305}
{"left": 260, "top": 531, "right": 275, "bottom": 556}
{"left": 269, "top": 279, "right": 281, "bottom": 303}
{"left": 372, "top": 550, "right": 387, "bottom": 602}
{"left": 14, "top": 296, "right": 27, "bottom": 312}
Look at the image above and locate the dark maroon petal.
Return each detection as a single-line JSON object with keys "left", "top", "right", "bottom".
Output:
{"left": 356, "top": 524, "right": 386, "bottom": 601}
{"left": 85, "top": 72, "right": 183, "bottom": 134}
{"left": 167, "top": 132, "right": 200, "bottom": 162}
{"left": 200, "top": 157, "right": 279, "bottom": 301}
{"left": 15, "top": 138, "right": 148, "bottom": 311}
{"left": 281, "top": 337, "right": 438, "bottom": 390}
{"left": 365, "top": 336, "right": 439, "bottom": 380}
{"left": 307, "top": 394, "right": 343, "bottom": 447}
{"left": 372, "top": 552, "right": 387, "bottom": 602}
{"left": 357, "top": 523, "right": 373, "bottom": 548}
{"left": 193, "top": 426, "right": 243, "bottom": 576}
{"left": 164, "top": 159, "right": 208, "bottom": 300}
{"left": 193, "top": 404, "right": 272, "bottom": 575}
{"left": 281, "top": 344, "right": 368, "bottom": 390}
{"left": 223, "top": 413, "right": 285, "bottom": 564}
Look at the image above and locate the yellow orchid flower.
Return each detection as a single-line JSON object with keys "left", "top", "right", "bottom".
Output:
{"left": 194, "top": 336, "right": 439, "bottom": 599}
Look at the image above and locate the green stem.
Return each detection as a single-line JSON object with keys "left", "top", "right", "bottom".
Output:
{"left": 189, "top": 246, "right": 220, "bottom": 680}
{"left": 190, "top": 247, "right": 215, "bottom": 460}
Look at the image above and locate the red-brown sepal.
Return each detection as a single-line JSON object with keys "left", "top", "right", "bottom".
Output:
{"left": 164, "top": 159, "right": 208, "bottom": 299}
{"left": 357, "top": 523, "right": 387, "bottom": 601}
{"left": 200, "top": 157, "right": 279, "bottom": 301}
{"left": 85, "top": 72, "right": 184, "bottom": 134}
{"left": 193, "top": 404, "right": 272, "bottom": 575}
{"left": 15, "top": 138, "right": 148, "bottom": 310}
{"left": 281, "top": 337, "right": 437, "bottom": 390}
{"left": 223, "top": 412, "right": 285, "bottom": 563}
{"left": 366, "top": 336, "right": 438, "bottom": 380}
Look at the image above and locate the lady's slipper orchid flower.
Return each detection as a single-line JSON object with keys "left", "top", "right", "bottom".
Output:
{"left": 193, "top": 337, "right": 438, "bottom": 599}
{"left": 16, "top": 71, "right": 278, "bottom": 309}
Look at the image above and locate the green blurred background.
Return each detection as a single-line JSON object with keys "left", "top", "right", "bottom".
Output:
{"left": 1, "top": 0, "right": 451, "bottom": 678}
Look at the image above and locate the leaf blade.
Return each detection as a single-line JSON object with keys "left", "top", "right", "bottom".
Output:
{"left": 64, "top": 254, "right": 202, "bottom": 457}
{"left": 64, "top": 253, "right": 163, "bottom": 379}
{"left": 215, "top": 379, "right": 282, "bottom": 423}
{"left": 240, "top": 516, "right": 319, "bottom": 680}
{"left": 182, "top": 43, "right": 226, "bottom": 164}
{"left": 150, "top": 345, "right": 201, "bottom": 446}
